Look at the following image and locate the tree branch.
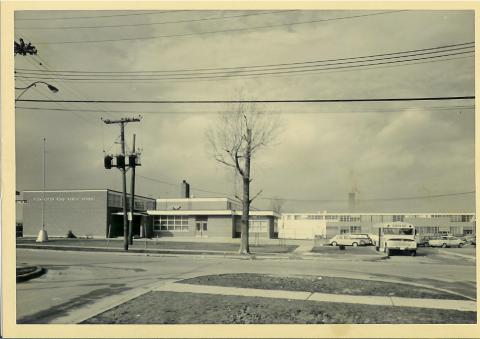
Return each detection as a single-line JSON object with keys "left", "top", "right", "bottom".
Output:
{"left": 249, "top": 189, "right": 263, "bottom": 204}
{"left": 234, "top": 152, "right": 245, "bottom": 177}
{"left": 214, "top": 156, "right": 236, "bottom": 169}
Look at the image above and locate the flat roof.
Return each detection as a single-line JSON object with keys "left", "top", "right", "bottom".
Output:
{"left": 156, "top": 197, "right": 239, "bottom": 203}
{"left": 147, "top": 210, "right": 279, "bottom": 217}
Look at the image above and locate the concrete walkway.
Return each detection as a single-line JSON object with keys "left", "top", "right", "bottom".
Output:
{"left": 154, "top": 282, "right": 477, "bottom": 312}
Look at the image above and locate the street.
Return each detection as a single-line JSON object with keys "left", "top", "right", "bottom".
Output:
{"left": 16, "top": 247, "right": 476, "bottom": 323}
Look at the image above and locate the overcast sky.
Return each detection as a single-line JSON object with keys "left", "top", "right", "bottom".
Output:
{"left": 14, "top": 9, "right": 475, "bottom": 213}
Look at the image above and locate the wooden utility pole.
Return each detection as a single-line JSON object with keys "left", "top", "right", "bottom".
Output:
{"left": 129, "top": 134, "right": 137, "bottom": 245}
{"left": 103, "top": 117, "right": 141, "bottom": 251}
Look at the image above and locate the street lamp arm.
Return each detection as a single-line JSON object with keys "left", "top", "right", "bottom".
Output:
{"left": 15, "top": 81, "right": 59, "bottom": 102}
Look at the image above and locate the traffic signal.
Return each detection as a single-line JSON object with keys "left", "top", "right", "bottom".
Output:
{"left": 129, "top": 154, "right": 139, "bottom": 167}
{"left": 104, "top": 155, "right": 113, "bottom": 169}
{"left": 116, "top": 155, "right": 125, "bottom": 168}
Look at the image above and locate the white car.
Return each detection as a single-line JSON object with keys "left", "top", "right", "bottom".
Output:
{"left": 428, "top": 236, "right": 466, "bottom": 248}
{"left": 328, "top": 234, "right": 372, "bottom": 247}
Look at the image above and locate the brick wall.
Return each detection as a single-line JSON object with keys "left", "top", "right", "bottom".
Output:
{"left": 22, "top": 190, "right": 108, "bottom": 237}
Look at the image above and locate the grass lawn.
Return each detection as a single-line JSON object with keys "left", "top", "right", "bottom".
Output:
{"left": 83, "top": 291, "right": 476, "bottom": 324}
{"left": 178, "top": 273, "right": 469, "bottom": 300}
{"left": 16, "top": 238, "right": 297, "bottom": 253}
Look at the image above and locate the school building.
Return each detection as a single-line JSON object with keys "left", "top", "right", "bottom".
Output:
{"left": 280, "top": 212, "right": 476, "bottom": 239}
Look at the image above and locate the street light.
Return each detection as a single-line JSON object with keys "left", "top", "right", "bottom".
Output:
{"left": 15, "top": 81, "right": 59, "bottom": 102}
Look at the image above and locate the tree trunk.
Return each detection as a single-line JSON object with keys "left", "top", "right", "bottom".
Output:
{"left": 239, "top": 129, "right": 252, "bottom": 255}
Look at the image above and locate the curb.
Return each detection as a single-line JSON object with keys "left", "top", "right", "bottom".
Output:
{"left": 16, "top": 266, "right": 46, "bottom": 283}
{"left": 16, "top": 244, "right": 390, "bottom": 261}
{"left": 16, "top": 243, "right": 239, "bottom": 256}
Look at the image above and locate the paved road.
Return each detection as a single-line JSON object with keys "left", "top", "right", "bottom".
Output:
{"left": 16, "top": 247, "right": 476, "bottom": 323}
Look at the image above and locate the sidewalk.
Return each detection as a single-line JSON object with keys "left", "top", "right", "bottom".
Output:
{"left": 155, "top": 282, "right": 477, "bottom": 312}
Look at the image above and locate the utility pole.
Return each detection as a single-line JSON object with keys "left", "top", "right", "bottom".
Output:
{"left": 128, "top": 134, "right": 137, "bottom": 245}
{"left": 102, "top": 117, "right": 141, "bottom": 251}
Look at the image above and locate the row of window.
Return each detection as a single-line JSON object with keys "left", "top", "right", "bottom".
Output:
{"left": 339, "top": 226, "right": 362, "bottom": 234}
{"left": 286, "top": 214, "right": 474, "bottom": 222}
{"left": 108, "top": 193, "right": 155, "bottom": 210}
{"left": 153, "top": 216, "right": 189, "bottom": 232}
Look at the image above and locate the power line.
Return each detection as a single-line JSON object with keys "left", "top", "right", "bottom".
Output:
{"left": 15, "top": 44, "right": 473, "bottom": 78}
{"left": 15, "top": 50, "right": 474, "bottom": 81}
{"left": 16, "top": 10, "right": 298, "bottom": 30}
{"left": 15, "top": 10, "right": 186, "bottom": 21}
{"left": 14, "top": 105, "right": 476, "bottom": 114}
{"left": 14, "top": 55, "right": 474, "bottom": 85}
{"left": 31, "top": 10, "right": 407, "bottom": 45}
{"left": 15, "top": 42, "right": 473, "bottom": 75}
{"left": 136, "top": 174, "right": 475, "bottom": 202}
{"left": 16, "top": 96, "right": 475, "bottom": 104}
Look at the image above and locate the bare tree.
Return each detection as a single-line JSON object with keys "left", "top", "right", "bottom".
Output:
{"left": 270, "top": 197, "right": 286, "bottom": 214}
{"left": 206, "top": 97, "right": 280, "bottom": 255}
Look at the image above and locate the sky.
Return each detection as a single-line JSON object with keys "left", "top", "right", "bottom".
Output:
{"left": 13, "top": 9, "right": 475, "bottom": 214}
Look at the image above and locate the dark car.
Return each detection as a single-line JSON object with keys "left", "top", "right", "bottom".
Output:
{"left": 415, "top": 236, "right": 430, "bottom": 247}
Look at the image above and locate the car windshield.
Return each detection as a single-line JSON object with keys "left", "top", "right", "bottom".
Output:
{"left": 382, "top": 228, "right": 413, "bottom": 235}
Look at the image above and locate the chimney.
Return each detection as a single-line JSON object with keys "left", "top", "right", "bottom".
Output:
{"left": 348, "top": 192, "right": 355, "bottom": 212}
{"left": 181, "top": 180, "right": 190, "bottom": 198}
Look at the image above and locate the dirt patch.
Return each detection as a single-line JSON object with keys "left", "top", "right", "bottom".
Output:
{"left": 178, "top": 273, "right": 468, "bottom": 300}
{"left": 84, "top": 291, "right": 476, "bottom": 324}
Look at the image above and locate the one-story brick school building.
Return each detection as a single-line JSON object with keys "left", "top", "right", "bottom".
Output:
{"left": 21, "top": 182, "right": 281, "bottom": 240}
{"left": 21, "top": 181, "right": 475, "bottom": 240}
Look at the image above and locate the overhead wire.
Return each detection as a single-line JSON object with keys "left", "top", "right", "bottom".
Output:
{"left": 15, "top": 10, "right": 187, "bottom": 21}
{"left": 16, "top": 10, "right": 299, "bottom": 30}
{"left": 15, "top": 96, "right": 476, "bottom": 104}
{"left": 15, "top": 49, "right": 474, "bottom": 81}
{"left": 14, "top": 105, "right": 476, "bottom": 114}
{"left": 136, "top": 174, "right": 475, "bottom": 202}
{"left": 15, "top": 42, "right": 473, "bottom": 75}
{"left": 31, "top": 10, "right": 408, "bottom": 45}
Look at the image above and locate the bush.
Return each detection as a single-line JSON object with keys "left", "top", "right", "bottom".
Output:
{"left": 66, "top": 230, "right": 77, "bottom": 238}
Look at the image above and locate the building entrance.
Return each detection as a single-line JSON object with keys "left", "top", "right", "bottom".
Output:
{"left": 195, "top": 217, "right": 208, "bottom": 237}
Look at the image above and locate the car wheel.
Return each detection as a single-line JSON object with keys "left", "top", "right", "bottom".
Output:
{"left": 442, "top": 243, "right": 447, "bottom": 248}
{"left": 458, "top": 243, "right": 464, "bottom": 248}
{"left": 331, "top": 241, "right": 337, "bottom": 246}
{"left": 352, "top": 242, "right": 358, "bottom": 247}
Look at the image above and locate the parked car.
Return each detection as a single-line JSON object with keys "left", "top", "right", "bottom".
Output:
{"left": 428, "top": 236, "right": 466, "bottom": 248}
{"left": 415, "top": 236, "right": 430, "bottom": 247}
{"left": 462, "top": 235, "right": 476, "bottom": 246}
{"left": 328, "top": 234, "right": 372, "bottom": 247}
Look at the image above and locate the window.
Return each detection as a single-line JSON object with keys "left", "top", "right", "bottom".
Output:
{"left": 108, "top": 193, "right": 122, "bottom": 208}
{"left": 339, "top": 227, "right": 349, "bottom": 234}
{"left": 153, "top": 216, "right": 189, "bottom": 232}
{"left": 449, "top": 215, "right": 473, "bottom": 222}
{"left": 350, "top": 226, "right": 361, "bottom": 233}
{"left": 393, "top": 215, "right": 404, "bottom": 222}
{"left": 325, "top": 215, "right": 338, "bottom": 221}
{"left": 250, "top": 216, "right": 268, "bottom": 233}
{"left": 339, "top": 215, "right": 361, "bottom": 222}
{"left": 450, "top": 226, "right": 462, "bottom": 235}
{"left": 416, "top": 226, "right": 439, "bottom": 235}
